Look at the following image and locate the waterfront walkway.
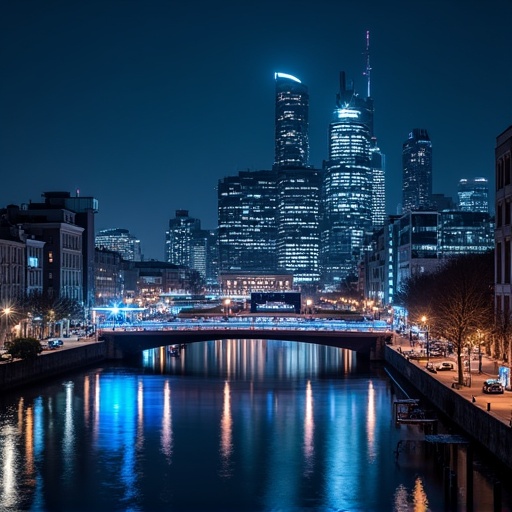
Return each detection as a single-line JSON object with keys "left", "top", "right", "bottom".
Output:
{"left": 390, "top": 337, "right": 512, "bottom": 429}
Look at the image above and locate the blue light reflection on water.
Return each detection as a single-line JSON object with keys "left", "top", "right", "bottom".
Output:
{"left": 0, "top": 339, "right": 510, "bottom": 511}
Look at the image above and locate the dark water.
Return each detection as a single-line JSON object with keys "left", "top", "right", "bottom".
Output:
{"left": 0, "top": 339, "right": 511, "bottom": 511}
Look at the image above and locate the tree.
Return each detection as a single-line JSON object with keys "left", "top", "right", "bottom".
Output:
{"left": 427, "top": 253, "right": 494, "bottom": 385}
{"left": 397, "top": 251, "right": 494, "bottom": 385}
{"left": 7, "top": 337, "right": 43, "bottom": 360}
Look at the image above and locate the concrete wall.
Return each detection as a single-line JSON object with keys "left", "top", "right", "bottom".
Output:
{"left": 385, "top": 346, "right": 512, "bottom": 471}
{"left": 0, "top": 343, "right": 106, "bottom": 392}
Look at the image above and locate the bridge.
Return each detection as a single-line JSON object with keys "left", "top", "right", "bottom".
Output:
{"left": 99, "top": 318, "right": 393, "bottom": 360}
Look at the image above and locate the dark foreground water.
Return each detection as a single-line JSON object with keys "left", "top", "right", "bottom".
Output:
{"left": 1, "top": 339, "right": 511, "bottom": 511}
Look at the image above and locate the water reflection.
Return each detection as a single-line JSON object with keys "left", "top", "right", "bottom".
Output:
{"left": 0, "top": 339, "right": 510, "bottom": 511}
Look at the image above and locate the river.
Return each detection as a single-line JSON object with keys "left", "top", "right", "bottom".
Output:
{"left": 0, "top": 339, "right": 511, "bottom": 511}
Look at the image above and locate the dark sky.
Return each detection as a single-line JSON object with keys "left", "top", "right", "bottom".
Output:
{"left": 1, "top": 0, "right": 511, "bottom": 260}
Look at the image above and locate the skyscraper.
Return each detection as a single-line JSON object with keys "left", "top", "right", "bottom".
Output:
{"left": 274, "top": 73, "right": 309, "bottom": 170}
{"left": 402, "top": 129, "right": 433, "bottom": 212}
{"left": 321, "top": 71, "right": 373, "bottom": 285}
{"left": 217, "top": 170, "right": 277, "bottom": 272}
{"left": 95, "top": 228, "right": 142, "bottom": 261}
{"left": 457, "top": 177, "right": 489, "bottom": 213}
{"left": 276, "top": 168, "right": 322, "bottom": 284}
{"left": 273, "top": 72, "right": 321, "bottom": 286}
{"left": 165, "top": 210, "right": 201, "bottom": 267}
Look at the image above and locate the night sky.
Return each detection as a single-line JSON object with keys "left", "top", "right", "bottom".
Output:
{"left": 1, "top": 0, "right": 511, "bottom": 260}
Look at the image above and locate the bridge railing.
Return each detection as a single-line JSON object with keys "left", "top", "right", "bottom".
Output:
{"left": 98, "top": 318, "right": 390, "bottom": 334}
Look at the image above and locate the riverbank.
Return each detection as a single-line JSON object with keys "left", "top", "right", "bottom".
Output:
{"left": 0, "top": 339, "right": 106, "bottom": 391}
{"left": 385, "top": 342, "right": 512, "bottom": 471}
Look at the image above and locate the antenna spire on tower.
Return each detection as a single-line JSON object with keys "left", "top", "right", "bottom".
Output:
{"left": 363, "top": 30, "right": 371, "bottom": 98}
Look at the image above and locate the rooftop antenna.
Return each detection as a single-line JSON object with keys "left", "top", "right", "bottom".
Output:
{"left": 363, "top": 30, "right": 371, "bottom": 98}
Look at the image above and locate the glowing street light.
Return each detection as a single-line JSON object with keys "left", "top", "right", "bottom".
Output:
{"left": 224, "top": 299, "right": 231, "bottom": 317}
{"left": 2, "top": 307, "right": 12, "bottom": 343}
{"left": 421, "top": 315, "right": 429, "bottom": 361}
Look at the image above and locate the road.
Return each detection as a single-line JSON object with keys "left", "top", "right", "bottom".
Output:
{"left": 391, "top": 337, "right": 512, "bottom": 428}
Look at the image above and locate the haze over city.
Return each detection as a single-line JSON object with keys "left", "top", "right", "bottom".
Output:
{"left": 1, "top": 0, "right": 511, "bottom": 259}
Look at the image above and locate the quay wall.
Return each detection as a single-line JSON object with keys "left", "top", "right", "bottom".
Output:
{"left": 385, "top": 346, "right": 512, "bottom": 471}
{"left": 0, "top": 343, "right": 107, "bottom": 392}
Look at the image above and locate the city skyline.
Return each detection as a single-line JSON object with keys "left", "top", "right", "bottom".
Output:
{"left": 1, "top": 0, "right": 511, "bottom": 260}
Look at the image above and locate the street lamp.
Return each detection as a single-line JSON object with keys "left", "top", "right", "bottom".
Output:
{"left": 421, "top": 315, "right": 429, "bottom": 361}
{"left": 306, "top": 299, "right": 313, "bottom": 316}
{"left": 224, "top": 298, "right": 231, "bottom": 318}
{"left": 3, "top": 307, "right": 11, "bottom": 343}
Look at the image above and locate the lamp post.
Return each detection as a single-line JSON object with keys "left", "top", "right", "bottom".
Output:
{"left": 421, "top": 315, "right": 429, "bottom": 361}
{"left": 306, "top": 299, "right": 313, "bottom": 316}
{"left": 224, "top": 298, "right": 231, "bottom": 318}
{"left": 3, "top": 307, "right": 11, "bottom": 343}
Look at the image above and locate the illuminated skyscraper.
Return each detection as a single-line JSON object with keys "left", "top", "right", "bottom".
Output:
{"left": 165, "top": 210, "right": 201, "bottom": 267}
{"left": 274, "top": 73, "right": 309, "bottom": 170}
{"left": 402, "top": 129, "right": 433, "bottom": 212}
{"left": 277, "top": 168, "right": 322, "bottom": 284}
{"left": 457, "top": 177, "right": 489, "bottom": 213}
{"left": 321, "top": 71, "right": 373, "bottom": 285}
{"left": 273, "top": 72, "right": 321, "bottom": 285}
{"left": 217, "top": 170, "right": 277, "bottom": 272}
{"left": 95, "top": 228, "right": 142, "bottom": 261}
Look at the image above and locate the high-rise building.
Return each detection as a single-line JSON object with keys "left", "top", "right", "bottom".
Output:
{"left": 274, "top": 72, "right": 309, "bottom": 170}
{"left": 402, "top": 129, "right": 433, "bottom": 212}
{"left": 370, "top": 137, "right": 386, "bottom": 229}
{"left": 321, "top": 71, "right": 373, "bottom": 285}
{"left": 495, "top": 124, "right": 512, "bottom": 366}
{"left": 165, "top": 210, "right": 201, "bottom": 267}
{"left": 95, "top": 228, "right": 142, "bottom": 261}
{"left": 272, "top": 72, "right": 321, "bottom": 285}
{"left": 217, "top": 170, "right": 277, "bottom": 272}
{"left": 458, "top": 177, "right": 489, "bottom": 213}
{"left": 277, "top": 168, "right": 322, "bottom": 284}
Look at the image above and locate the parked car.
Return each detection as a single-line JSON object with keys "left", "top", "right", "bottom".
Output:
{"left": 48, "top": 339, "right": 63, "bottom": 349}
{"left": 425, "top": 362, "right": 437, "bottom": 373}
{"left": 482, "top": 379, "right": 504, "bottom": 394}
{"left": 436, "top": 361, "right": 454, "bottom": 371}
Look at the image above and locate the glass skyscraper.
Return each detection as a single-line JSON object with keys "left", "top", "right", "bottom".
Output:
{"left": 457, "top": 177, "right": 489, "bottom": 213}
{"left": 402, "top": 129, "right": 433, "bottom": 212}
{"left": 95, "top": 228, "right": 141, "bottom": 261}
{"left": 217, "top": 170, "right": 277, "bottom": 272}
{"left": 274, "top": 73, "right": 309, "bottom": 170}
{"left": 273, "top": 72, "right": 321, "bottom": 286}
{"left": 321, "top": 72, "right": 374, "bottom": 285}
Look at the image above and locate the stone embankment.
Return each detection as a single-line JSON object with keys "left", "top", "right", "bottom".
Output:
{"left": 385, "top": 344, "right": 512, "bottom": 471}
{"left": 0, "top": 342, "right": 106, "bottom": 392}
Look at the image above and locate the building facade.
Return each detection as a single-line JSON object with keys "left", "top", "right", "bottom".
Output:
{"left": 495, "top": 125, "right": 512, "bottom": 364}
{"left": 402, "top": 129, "right": 433, "bottom": 212}
{"left": 274, "top": 72, "right": 309, "bottom": 170}
{"left": 217, "top": 170, "right": 277, "bottom": 273}
{"left": 276, "top": 168, "right": 322, "bottom": 285}
{"left": 321, "top": 72, "right": 373, "bottom": 286}
{"left": 96, "top": 228, "right": 142, "bottom": 262}
{"left": 458, "top": 177, "right": 489, "bottom": 213}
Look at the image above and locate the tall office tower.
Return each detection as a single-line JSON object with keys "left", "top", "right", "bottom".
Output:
{"left": 370, "top": 137, "right": 386, "bottom": 229}
{"left": 321, "top": 71, "right": 373, "bottom": 285}
{"left": 165, "top": 210, "right": 201, "bottom": 267}
{"left": 457, "top": 177, "right": 489, "bottom": 213}
{"left": 273, "top": 72, "right": 321, "bottom": 285}
{"left": 217, "top": 170, "right": 277, "bottom": 272}
{"left": 402, "top": 129, "right": 433, "bottom": 212}
{"left": 274, "top": 72, "right": 309, "bottom": 169}
{"left": 276, "top": 168, "right": 322, "bottom": 285}
{"left": 95, "top": 228, "right": 142, "bottom": 261}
